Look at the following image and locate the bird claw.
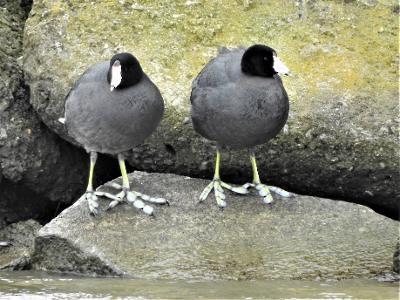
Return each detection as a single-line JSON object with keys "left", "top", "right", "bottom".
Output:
{"left": 217, "top": 199, "right": 227, "bottom": 208}
{"left": 199, "top": 181, "right": 214, "bottom": 203}
{"left": 85, "top": 191, "right": 99, "bottom": 215}
{"left": 231, "top": 186, "right": 250, "bottom": 195}
{"left": 199, "top": 178, "right": 292, "bottom": 207}
{"left": 214, "top": 180, "right": 227, "bottom": 208}
{"left": 0, "top": 241, "right": 10, "bottom": 247}
{"left": 241, "top": 183, "right": 292, "bottom": 204}
{"left": 126, "top": 191, "right": 138, "bottom": 203}
{"left": 262, "top": 196, "right": 274, "bottom": 204}
{"left": 220, "top": 181, "right": 250, "bottom": 195}
{"left": 152, "top": 197, "right": 170, "bottom": 206}
{"left": 95, "top": 186, "right": 168, "bottom": 216}
{"left": 95, "top": 191, "right": 121, "bottom": 201}
{"left": 106, "top": 199, "right": 121, "bottom": 211}
{"left": 143, "top": 205, "right": 154, "bottom": 215}
{"left": 268, "top": 186, "right": 293, "bottom": 198}
{"left": 104, "top": 182, "right": 123, "bottom": 190}
{"left": 132, "top": 199, "right": 145, "bottom": 209}
{"left": 199, "top": 179, "right": 246, "bottom": 208}
{"left": 133, "top": 191, "right": 170, "bottom": 206}
{"left": 253, "top": 184, "right": 274, "bottom": 204}
{"left": 240, "top": 182, "right": 255, "bottom": 190}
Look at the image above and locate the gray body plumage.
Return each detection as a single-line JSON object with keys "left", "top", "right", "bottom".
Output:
{"left": 65, "top": 62, "right": 164, "bottom": 154}
{"left": 190, "top": 48, "right": 289, "bottom": 149}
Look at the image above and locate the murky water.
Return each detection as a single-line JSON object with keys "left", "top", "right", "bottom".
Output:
{"left": 0, "top": 271, "right": 398, "bottom": 299}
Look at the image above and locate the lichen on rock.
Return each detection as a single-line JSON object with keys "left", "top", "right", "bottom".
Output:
{"left": 0, "top": 0, "right": 121, "bottom": 227}
{"left": 23, "top": 0, "right": 399, "bottom": 219}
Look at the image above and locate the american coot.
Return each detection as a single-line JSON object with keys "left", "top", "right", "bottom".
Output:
{"left": 62, "top": 53, "right": 168, "bottom": 215}
{"left": 190, "top": 44, "right": 292, "bottom": 208}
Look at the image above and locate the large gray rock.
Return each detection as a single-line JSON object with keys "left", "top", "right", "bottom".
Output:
{"left": 23, "top": 0, "right": 399, "bottom": 219}
{"left": 32, "top": 172, "right": 398, "bottom": 280}
{"left": 0, "top": 0, "right": 120, "bottom": 228}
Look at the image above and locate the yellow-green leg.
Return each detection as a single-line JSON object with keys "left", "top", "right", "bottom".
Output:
{"left": 250, "top": 153, "right": 273, "bottom": 203}
{"left": 85, "top": 151, "right": 99, "bottom": 215}
{"left": 94, "top": 154, "right": 169, "bottom": 215}
{"left": 199, "top": 150, "right": 248, "bottom": 208}
{"left": 248, "top": 152, "right": 292, "bottom": 203}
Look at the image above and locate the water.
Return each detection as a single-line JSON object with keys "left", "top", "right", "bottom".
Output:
{"left": 0, "top": 271, "right": 398, "bottom": 299}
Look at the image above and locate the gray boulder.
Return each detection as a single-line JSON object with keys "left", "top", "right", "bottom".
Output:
{"left": 32, "top": 172, "right": 398, "bottom": 280}
{"left": 23, "top": 0, "right": 399, "bottom": 219}
{"left": 0, "top": 219, "right": 41, "bottom": 270}
{"left": 0, "top": 0, "right": 120, "bottom": 228}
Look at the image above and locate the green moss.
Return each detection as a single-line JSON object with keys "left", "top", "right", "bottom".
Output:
{"left": 23, "top": 0, "right": 399, "bottom": 217}
{"left": 27, "top": 0, "right": 398, "bottom": 110}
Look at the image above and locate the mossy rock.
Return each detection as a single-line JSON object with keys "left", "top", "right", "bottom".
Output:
{"left": 0, "top": 0, "right": 121, "bottom": 228}
{"left": 23, "top": 0, "right": 399, "bottom": 219}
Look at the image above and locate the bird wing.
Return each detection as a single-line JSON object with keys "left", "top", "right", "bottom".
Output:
{"left": 190, "top": 49, "right": 245, "bottom": 107}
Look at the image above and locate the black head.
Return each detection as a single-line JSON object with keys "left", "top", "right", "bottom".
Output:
{"left": 107, "top": 52, "right": 143, "bottom": 91}
{"left": 241, "top": 44, "right": 289, "bottom": 77}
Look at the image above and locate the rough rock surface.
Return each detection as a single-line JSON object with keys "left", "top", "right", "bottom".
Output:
{"left": 32, "top": 172, "right": 398, "bottom": 280}
{"left": 23, "top": 0, "right": 399, "bottom": 219}
{"left": 0, "top": 219, "right": 41, "bottom": 270}
{"left": 0, "top": 0, "right": 121, "bottom": 228}
{"left": 393, "top": 242, "right": 400, "bottom": 274}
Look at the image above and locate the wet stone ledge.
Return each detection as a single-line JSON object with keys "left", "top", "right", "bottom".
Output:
{"left": 32, "top": 172, "right": 398, "bottom": 280}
